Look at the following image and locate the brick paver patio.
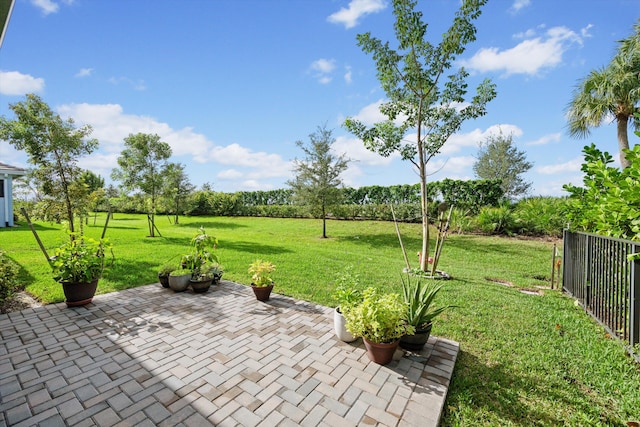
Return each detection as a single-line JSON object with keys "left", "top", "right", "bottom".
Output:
{"left": 0, "top": 281, "right": 459, "bottom": 426}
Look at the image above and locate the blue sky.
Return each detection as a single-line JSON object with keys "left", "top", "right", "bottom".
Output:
{"left": 1, "top": 0, "right": 638, "bottom": 196}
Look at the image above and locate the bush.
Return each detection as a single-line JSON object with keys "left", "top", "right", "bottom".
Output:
{"left": 476, "top": 204, "right": 516, "bottom": 235}
{"left": 0, "top": 251, "right": 20, "bottom": 303}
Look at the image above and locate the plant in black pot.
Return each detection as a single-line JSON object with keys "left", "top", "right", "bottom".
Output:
{"left": 400, "top": 274, "right": 452, "bottom": 351}
{"left": 183, "top": 227, "right": 220, "bottom": 293}
{"left": 158, "top": 263, "right": 176, "bottom": 288}
{"left": 51, "top": 233, "right": 112, "bottom": 307}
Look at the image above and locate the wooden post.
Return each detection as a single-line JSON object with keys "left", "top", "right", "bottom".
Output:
{"left": 551, "top": 243, "right": 557, "bottom": 289}
{"left": 101, "top": 208, "right": 111, "bottom": 239}
{"left": 20, "top": 207, "right": 51, "bottom": 264}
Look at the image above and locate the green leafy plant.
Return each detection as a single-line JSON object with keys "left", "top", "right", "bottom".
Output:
{"left": 0, "top": 251, "right": 19, "bottom": 303}
{"left": 51, "top": 234, "right": 112, "bottom": 283}
{"left": 248, "top": 260, "right": 275, "bottom": 287}
{"left": 401, "top": 274, "right": 451, "bottom": 328}
{"left": 343, "top": 287, "right": 414, "bottom": 344}
{"left": 181, "top": 227, "right": 219, "bottom": 279}
{"left": 158, "top": 263, "right": 177, "bottom": 276}
{"left": 333, "top": 266, "right": 363, "bottom": 312}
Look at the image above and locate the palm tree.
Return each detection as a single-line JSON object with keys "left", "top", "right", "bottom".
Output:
{"left": 566, "top": 21, "right": 639, "bottom": 169}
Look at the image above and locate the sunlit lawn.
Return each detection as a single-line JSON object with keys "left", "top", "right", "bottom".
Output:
{"left": 1, "top": 213, "right": 638, "bottom": 425}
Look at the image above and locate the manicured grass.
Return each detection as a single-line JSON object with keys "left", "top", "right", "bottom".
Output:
{"left": 1, "top": 214, "right": 639, "bottom": 425}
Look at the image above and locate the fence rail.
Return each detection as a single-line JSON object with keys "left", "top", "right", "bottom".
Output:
{"left": 563, "top": 230, "right": 640, "bottom": 352}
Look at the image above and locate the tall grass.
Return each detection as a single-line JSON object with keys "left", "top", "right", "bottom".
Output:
{"left": 1, "top": 214, "right": 638, "bottom": 425}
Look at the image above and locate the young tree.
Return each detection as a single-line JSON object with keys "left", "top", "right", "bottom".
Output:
{"left": 111, "top": 133, "right": 171, "bottom": 237}
{"left": 473, "top": 132, "right": 533, "bottom": 199}
{"left": 287, "top": 125, "right": 350, "bottom": 238}
{"left": 162, "top": 162, "right": 194, "bottom": 224}
{"left": 0, "top": 94, "right": 98, "bottom": 234}
{"left": 344, "top": 0, "right": 496, "bottom": 272}
{"left": 566, "top": 21, "right": 640, "bottom": 169}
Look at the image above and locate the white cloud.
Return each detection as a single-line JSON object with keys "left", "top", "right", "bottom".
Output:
{"left": 442, "top": 124, "right": 523, "bottom": 155}
{"left": 333, "top": 135, "right": 396, "bottom": 166}
{"left": 108, "top": 76, "right": 146, "bottom": 91}
{"left": 0, "top": 70, "right": 45, "bottom": 95}
{"left": 309, "top": 58, "right": 336, "bottom": 84}
{"left": 537, "top": 156, "right": 583, "bottom": 175}
{"left": 31, "top": 0, "right": 58, "bottom": 14}
{"left": 348, "top": 99, "right": 387, "bottom": 125}
{"left": 75, "top": 68, "right": 93, "bottom": 78}
{"left": 217, "top": 169, "right": 243, "bottom": 180}
{"left": 327, "top": 0, "right": 386, "bottom": 29}
{"left": 344, "top": 66, "right": 353, "bottom": 84}
{"left": 461, "top": 26, "right": 584, "bottom": 76}
{"left": 526, "top": 132, "right": 561, "bottom": 146}
{"left": 509, "top": 0, "right": 530, "bottom": 14}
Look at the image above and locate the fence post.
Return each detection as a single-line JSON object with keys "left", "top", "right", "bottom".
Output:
{"left": 631, "top": 245, "right": 640, "bottom": 349}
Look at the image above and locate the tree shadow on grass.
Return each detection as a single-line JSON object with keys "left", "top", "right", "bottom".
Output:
{"left": 335, "top": 232, "right": 423, "bottom": 250}
{"left": 221, "top": 240, "right": 293, "bottom": 256}
{"left": 176, "top": 220, "right": 247, "bottom": 230}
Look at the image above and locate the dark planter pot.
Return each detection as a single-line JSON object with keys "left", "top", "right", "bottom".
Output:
{"left": 158, "top": 273, "right": 170, "bottom": 288}
{"left": 251, "top": 283, "right": 274, "bottom": 301}
{"left": 190, "top": 278, "right": 212, "bottom": 293}
{"left": 62, "top": 278, "right": 99, "bottom": 307}
{"left": 363, "top": 338, "right": 400, "bottom": 365}
{"left": 399, "top": 322, "right": 433, "bottom": 352}
{"left": 168, "top": 273, "right": 191, "bottom": 292}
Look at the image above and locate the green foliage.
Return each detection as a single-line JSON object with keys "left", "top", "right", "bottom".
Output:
{"left": 566, "top": 21, "right": 640, "bottom": 168}
{"left": 512, "top": 197, "right": 569, "bottom": 237}
{"left": 401, "top": 274, "right": 451, "bottom": 328}
{"left": 158, "top": 263, "right": 177, "bottom": 276}
{"left": 343, "top": 287, "right": 414, "bottom": 344}
{"left": 288, "top": 125, "right": 350, "bottom": 238}
{"left": 564, "top": 143, "right": 640, "bottom": 240}
{"left": 162, "top": 163, "right": 194, "bottom": 224}
{"left": 476, "top": 203, "right": 516, "bottom": 235}
{"left": 181, "top": 227, "right": 219, "bottom": 279}
{"left": 473, "top": 131, "right": 533, "bottom": 199}
{"left": 248, "top": 260, "right": 275, "bottom": 287}
{"left": 343, "top": 0, "right": 496, "bottom": 271}
{"left": 0, "top": 94, "right": 98, "bottom": 233}
{"left": 0, "top": 251, "right": 19, "bottom": 303}
{"left": 437, "top": 178, "right": 504, "bottom": 214}
{"left": 333, "top": 266, "right": 364, "bottom": 309}
{"left": 111, "top": 133, "right": 172, "bottom": 236}
{"left": 51, "top": 234, "right": 111, "bottom": 283}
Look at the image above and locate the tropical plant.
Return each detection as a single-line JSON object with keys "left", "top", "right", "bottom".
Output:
{"left": 333, "top": 266, "right": 363, "bottom": 311}
{"left": 401, "top": 274, "right": 450, "bottom": 328}
{"left": 566, "top": 21, "right": 640, "bottom": 169}
{"left": 51, "top": 234, "right": 112, "bottom": 283}
{"left": 248, "top": 260, "right": 276, "bottom": 287}
{"left": 343, "top": 287, "right": 414, "bottom": 344}
{"left": 343, "top": 0, "right": 496, "bottom": 272}
{"left": 0, "top": 251, "right": 19, "bottom": 303}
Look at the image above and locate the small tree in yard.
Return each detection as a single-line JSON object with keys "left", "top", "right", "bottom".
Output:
{"left": 473, "top": 132, "right": 532, "bottom": 199}
{"left": 162, "top": 162, "right": 194, "bottom": 224}
{"left": 0, "top": 94, "right": 98, "bottom": 234}
{"left": 287, "top": 125, "right": 350, "bottom": 238}
{"left": 344, "top": 0, "right": 496, "bottom": 272}
{"left": 111, "top": 133, "right": 171, "bottom": 237}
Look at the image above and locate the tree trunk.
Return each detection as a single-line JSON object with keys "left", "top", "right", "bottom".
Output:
{"left": 322, "top": 204, "right": 327, "bottom": 238}
{"left": 617, "top": 114, "right": 631, "bottom": 169}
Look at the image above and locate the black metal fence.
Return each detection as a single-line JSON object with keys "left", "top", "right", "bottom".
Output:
{"left": 563, "top": 230, "right": 640, "bottom": 351}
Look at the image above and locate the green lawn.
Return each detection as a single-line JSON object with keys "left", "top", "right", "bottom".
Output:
{"left": 1, "top": 214, "right": 639, "bottom": 426}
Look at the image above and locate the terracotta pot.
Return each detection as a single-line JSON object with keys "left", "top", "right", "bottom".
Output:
{"left": 251, "top": 283, "right": 274, "bottom": 301}
{"left": 168, "top": 273, "right": 191, "bottom": 292}
{"left": 62, "top": 278, "right": 99, "bottom": 307}
{"left": 190, "top": 278, "right": 212, "bottom": 293}
{"left": 334, "top": 307, "right": 357, "bottom": 342}
{"left": 399, "top": 322, "right": 433, "bottom": 351}
{"left": 363, "top": 338, "right": 400, "bottom": 365}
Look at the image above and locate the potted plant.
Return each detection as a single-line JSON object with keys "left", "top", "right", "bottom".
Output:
{"left": 333, "top": 267, "right": 362, "bottom": 342}
{"left": 190, "top": 263, "right": 223, "bottom": 293}
{"left": 51, "top": 234, "right": 112, "bottom": 307}
{"left": 182, "top": 227, "right": 219, "bottom": 293}
{"left": 158, "top": 263, "right": 176, "bottom": 288}
{"left": 248, "top": 259, "right": 275, "bottom": 301}
{"left": 400, "top": 274, "right": 451, "bottom": 351}
{"left": 343, "top": 287, "right": 414, "bottom": 365}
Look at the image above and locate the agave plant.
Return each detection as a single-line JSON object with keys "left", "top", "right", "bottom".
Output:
{"left": 401, "top": 274, "right": 452, "bottom": 329}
